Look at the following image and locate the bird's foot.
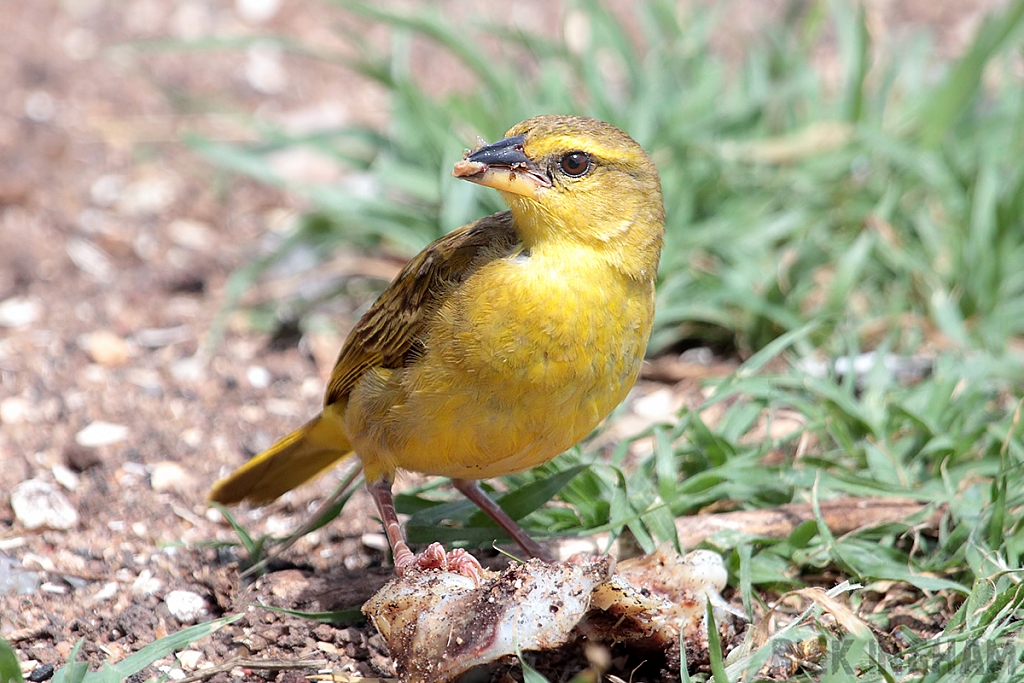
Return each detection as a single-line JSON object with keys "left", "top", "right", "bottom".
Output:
{"left": 395, "top": 541, "right": 484, "bottom": 583}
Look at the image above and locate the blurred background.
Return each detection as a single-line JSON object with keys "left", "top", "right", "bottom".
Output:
{"left": 2, "top": 0, "right": 1023, "bottom": 680}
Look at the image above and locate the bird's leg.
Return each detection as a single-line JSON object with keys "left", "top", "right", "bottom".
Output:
{"left": 452, "top": 479, "right": 554, "bottom": 563}
{"left": 367, "top": 479, "right": 415, "bottom": 574}
{"left": 368, "top": 479, "right": 484, "bottom": 581}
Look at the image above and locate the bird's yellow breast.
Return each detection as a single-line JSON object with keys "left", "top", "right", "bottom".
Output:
{"left": 345, "top": 242, "right": 654, "bottom": 483}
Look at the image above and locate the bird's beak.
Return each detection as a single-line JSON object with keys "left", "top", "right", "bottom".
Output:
{"left": 452, "top": 134, "right": 552, "bottom": 199}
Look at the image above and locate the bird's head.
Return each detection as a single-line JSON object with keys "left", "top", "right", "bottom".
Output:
{"left": 454, "top": 115, "right": 664, "bottom": 278}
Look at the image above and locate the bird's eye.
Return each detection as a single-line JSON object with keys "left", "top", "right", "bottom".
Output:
{"left": 558, "top": 151, "right": 591, "bottom": 177}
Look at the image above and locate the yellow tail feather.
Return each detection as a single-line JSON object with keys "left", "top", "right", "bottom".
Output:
{"left": 209, "top": 404, "right": 353, "bottom": 506}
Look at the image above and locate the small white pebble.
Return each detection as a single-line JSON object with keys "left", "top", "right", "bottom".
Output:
{"left": 116, "top": 174, "right": 179, "bottom": 216}
{"left": 301, "top": 376, "right": 322, "bottom": 399}
{"left": 92, "top": 581, "right": 118, "bottom": 602}
{"left": 246, "top": 365, "right": 272, "bottom": 388}
{"left": 21, "top": 553, "right": 55, "bottom": 572}
{"left": 79, "top": 330, "right": 131, "bottom": 367}
{"left": 176, "top": 650, "right": 203, "bottom": 669}
{"left": 18, "top": 660, "right": 40, "bottom": 677}
{"left": 75, "top": 421, "right": 129, "bottom": 447}
{"left": 82, "top": 364, "right": 107, "bottom": 384}
{"left": 0, "top": 397, "right": 30, "bottom": 424}
{"left": 132, "top": 570, "right": 164, "bottom": 597}
{"left": 244, "top": 40, "right": 287, "bottom": 94}
{"left": 90, "top": 174, "right": 125, "bottom": 207}
{"left": 167, "top": 218, "right": 216, "bottom": 251}
{"left": 263, "top": 514, "right": 293, "bottom": 537}
{"left": 127, "top": 368, "right": 164, "bottom": 393}
{"left": 236, "top": 0, "right": 282, "bottom": 23}
{"left": 361, "top": 533, "right": 388, "bottom": 553}
{"left": 11, "top": 480, "right": 79, "bottom": 530}
{"left": 66, "top": 237, "right": 113, "bottom": 282}
{"left": 52, "top": 464, "right": 80, "bottom": 491}
{"left": 0, "top": 296, "right": 42, "bottom": 327}
{"left": 165, "top": 590, "right": 207, "bottom": 623}
{"left": 180, "top": 428, "right": 203, "bottom": 448}
{"left": 632, "top": 387, "right": 677, "bottom": 419}
{"left": 266, "top": 398, "right": 300, "bottom": 417}
{"left": 124, "top": 462, "right": 149, "bottom": 477}
{"left": 24, "top": 90, "right": 56, "bottom": 122}
{"left": 150, "top": 461, "right": 194, "bottom": 493}
{"left": 237, "top": 405, "right": 264, "bottom": 423}
{"left": 171, "top": 356, "right": 205, "bottom": 382}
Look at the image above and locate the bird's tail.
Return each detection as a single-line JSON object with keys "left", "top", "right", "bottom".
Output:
{"left": 208, "top": 403, "right": 353, "bottom": 506}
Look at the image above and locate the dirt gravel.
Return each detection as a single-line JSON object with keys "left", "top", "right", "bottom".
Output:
{"left": 0, "top": 1, "right": 400, "bottom": 679}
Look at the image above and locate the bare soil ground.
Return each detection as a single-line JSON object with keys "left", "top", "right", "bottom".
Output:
{"left": 0, "top": 1, "right": 1003, "bottom": 681}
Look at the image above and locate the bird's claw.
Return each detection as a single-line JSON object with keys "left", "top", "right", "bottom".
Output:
{"left": 395, "top": 541, "right": 484, "bottom": 584}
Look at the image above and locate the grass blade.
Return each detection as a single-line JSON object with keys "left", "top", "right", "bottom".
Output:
{"left": 918, "top": 0, "right": 1024, "bottom": 146}
{"left": 0, "top": 637, "right": 23, "bottom": 683}
{"left": 105, "top": 614, "right": 243, "bottom": 680}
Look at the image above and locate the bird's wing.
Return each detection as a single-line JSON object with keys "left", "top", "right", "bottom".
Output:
{"left": 324, "top": 211, "right": 518, "bottom": 404}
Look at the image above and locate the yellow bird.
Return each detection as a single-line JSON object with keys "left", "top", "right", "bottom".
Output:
{"left": 209, "top": 115, "right": 664, "bottom": 573}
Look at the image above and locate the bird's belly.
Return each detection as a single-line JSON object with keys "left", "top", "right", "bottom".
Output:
{"left": 395, "top": 354, "right": 635, "bottom": 479}
{"left": 347, "top": 253, "right": 653, "bottom": 482}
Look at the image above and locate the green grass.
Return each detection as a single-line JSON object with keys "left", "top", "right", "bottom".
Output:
{"left": 167, "top": 0, "right": 1024, "bottom": 679}
{"left": 1, "top": 636, "right": 23, "bottom": 683}
{"left": 190, "top": 0, "right": 1024, "bottom": 357}
{"left": 32, "top": 616, "right": 242, "bottom": 683}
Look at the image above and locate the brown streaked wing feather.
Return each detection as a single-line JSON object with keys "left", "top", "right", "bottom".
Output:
{"left": 324, "top": 211, "right": 518, "bottom": 405}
